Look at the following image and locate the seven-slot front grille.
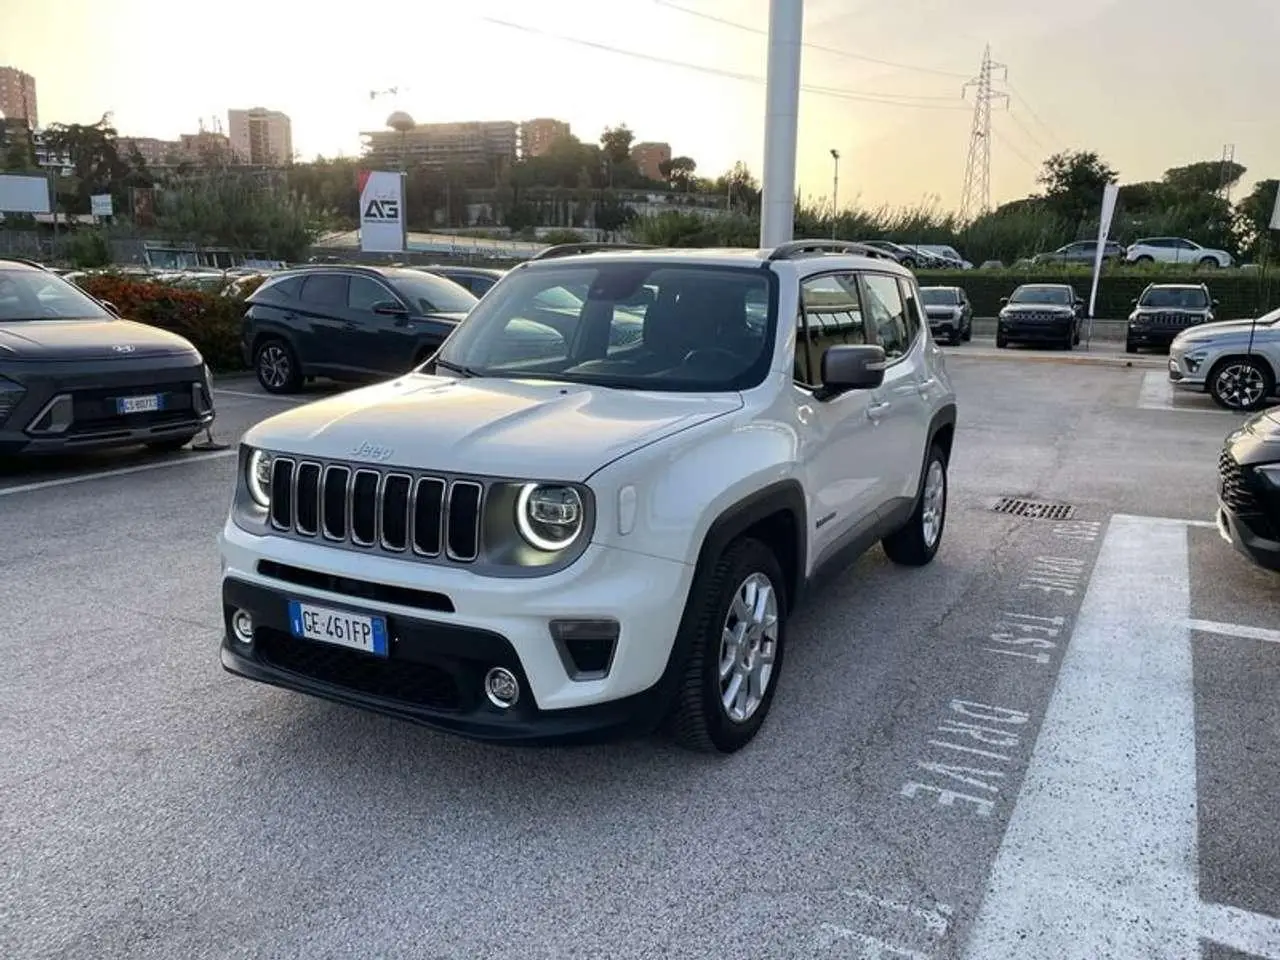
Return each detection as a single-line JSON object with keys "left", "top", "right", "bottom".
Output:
{"left": 269, "top": 458, "right": 484, "bottom": 562}
{"left": 1144, "top": 312, "right": 1205, "bottom": 328}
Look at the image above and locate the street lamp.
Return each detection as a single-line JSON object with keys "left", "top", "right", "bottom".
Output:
{"left": 830, "top": 148, "right": 840, "bottom": 239}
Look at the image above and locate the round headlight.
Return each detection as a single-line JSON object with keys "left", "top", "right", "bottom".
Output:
{"left": 515, "top": 483, "right": 583, "bottom": 551}
{"left": 247, "top": 449, "right": 274, "bottom": 507}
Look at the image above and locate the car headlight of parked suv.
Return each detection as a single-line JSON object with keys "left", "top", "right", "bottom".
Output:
{"left": 247, "top": 448, "right": 274, "bottom": 507}
{"left": 0, "top": 375, "right": 26, "bottom": 425}
{"left": 516, "top": 483, "right": 584, "bottom": 551}
{"left": 1257, "top": 464, "right": 1280, "bottom": 489}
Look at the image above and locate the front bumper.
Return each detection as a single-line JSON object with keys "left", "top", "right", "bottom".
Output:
{"left": 1126, "top": 326, "right": 1182, "bottom": 350}
{"left": 0, "top": 355, "right": 214, "bottom": 455}
{"left": 1167, "top": 351, "right": 1208, "bottom": 390}
{"left": 218, "top": 520, "right": 696, "bottom": 743}
{"left": 926, "top": 314, "right": 961, "bottom": 340}
{"left": 1217, "top": 502, "right": 1280, "bottom": 572}
{"left": 998, "top": 315, "right": 1073, "bottom": 343}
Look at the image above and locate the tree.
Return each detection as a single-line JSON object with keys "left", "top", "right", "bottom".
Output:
{"left": 40, "top": 115, "right": 129, "bottom": 214}
{"left": 660, "top": 156, "right": 697, "bottom": 192}
{"left": 1163, "top": 160, "right": 1246, "bottom": 197}
{"left": 599, "top": 125, "right": 634, "bottom": 166}
{"left": 1036, "top": 150, "right": 1118, "bottom": 228}
{"left": 716, "top": 162, "right": 761, "bottom": 215}
{"left": 156, "top": 173, "right": 323, "bottom": 260}
{"left": 1235, "top": 179, "right": 1280, "bottom": 259}
{"left": 1, "top": 119, "right": 37, "bottom": 171}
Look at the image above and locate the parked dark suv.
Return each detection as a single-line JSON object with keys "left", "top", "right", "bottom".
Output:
{"left": 1217, "top": 407, "right": 1280, "bottom": 572}
{"left": 416, "top": 265, "right": 505, "bottom": 298}
{"left": 996, "top": 283, "right": 1084, "bottom": 350}
{"left": 0, "top": 257, "right": 214, "bottom": 456}
{"left": 1125, "top": 283, "right": 1216, "bottom": 354}
{"left": 241, "top": 266, "right": 478, "bottom": 394}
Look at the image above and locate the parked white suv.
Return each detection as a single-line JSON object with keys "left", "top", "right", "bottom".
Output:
{"left": 1125, "top": 237, "right": 1234, "bottom": 268}
{"left": 218, "top": 240, "right": 958, "bottom": 753}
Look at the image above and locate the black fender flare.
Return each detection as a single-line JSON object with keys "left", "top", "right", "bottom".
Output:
{"left": 693, "top": 479, "right": 808, "bottom": 610}
{"left": 914, "top": 402, "right": 958, "bottom": 499}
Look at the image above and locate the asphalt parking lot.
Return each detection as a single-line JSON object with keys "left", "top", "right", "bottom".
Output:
{"left": 3, "top": 350, "right": 1278, "bottom": 960}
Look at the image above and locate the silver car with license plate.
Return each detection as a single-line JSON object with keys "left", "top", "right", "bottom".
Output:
{"left": 1168, "top": 306, "right": 1280, "bottom": 412}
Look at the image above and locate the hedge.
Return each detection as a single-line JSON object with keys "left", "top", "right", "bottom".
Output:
{"left": 78, "top": 274, "right": 247, "bottom": 371}
{"left": 914, "top": 268, "right": 1279, "bottom": 320}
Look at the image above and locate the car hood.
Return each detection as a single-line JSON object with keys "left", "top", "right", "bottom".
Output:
{"left": 1175, "top": 318, "right": 1270, "bottom": 344}
{"left": 244, "top": 374, "right": 744, "bottom": 481}
{"left": 0, "top": 317, "right": 199, "bottom": 361}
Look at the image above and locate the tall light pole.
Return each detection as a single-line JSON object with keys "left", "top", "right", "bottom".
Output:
{"left": 759, "top": 0, "right": 804, "bottom": 248}
{"left": 830, "top": 148, "right": 840, "bottom": 239}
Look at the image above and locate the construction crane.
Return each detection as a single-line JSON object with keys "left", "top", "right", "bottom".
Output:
{"left": 369, "top": 87, "right": 403, "bottom": 101}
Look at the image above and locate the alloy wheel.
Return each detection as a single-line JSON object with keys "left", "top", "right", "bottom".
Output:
{"left": 717, "top": 572, "right": 779, "bottom": 724}
{"left": 921, "top": 459, "right": 946, "bottom": 549}
{"left": 258, "top": 345, "right": 290, "bottom": 389}
{"left": 1214, "top": 363, "right": 1266, "bottom": 409}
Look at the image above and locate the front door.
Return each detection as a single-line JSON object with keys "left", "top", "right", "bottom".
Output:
{"left": 341, "top": 274, "right": 418, "bottom": 375}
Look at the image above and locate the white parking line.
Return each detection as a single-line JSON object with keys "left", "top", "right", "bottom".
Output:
{"left": 0, "top": 449, "right": 237, "bottom": 497}
{"left": 963, "top": 513, "right": 1280, "bottom": 960}
{"left": 1138, "top": 371, "right": 1223, "bottom": 414}
{"left": 1189, "top": 618, "right": 1280, "bottom": 645}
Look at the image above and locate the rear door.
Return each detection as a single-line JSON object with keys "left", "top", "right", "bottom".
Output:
{"left": 295, "top": 272, "right": 350, "bottom": 370}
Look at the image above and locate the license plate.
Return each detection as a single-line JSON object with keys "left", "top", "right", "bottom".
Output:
{"left": 287, "top": 600, "right": 389, "bottom": 656}
{"left": 116, "top": 394, "right": 164, "bottom": 415}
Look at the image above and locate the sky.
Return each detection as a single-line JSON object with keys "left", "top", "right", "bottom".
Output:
{"left": 2, "top": 0, "right": 1277, "bottom": 212}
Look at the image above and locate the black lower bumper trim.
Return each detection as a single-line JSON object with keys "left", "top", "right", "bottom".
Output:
{"left": 1218, "top": 503, "right": 1280, "bottom": 572}
{"left": 220, "top": 577, "right": 677, "bottom": 745}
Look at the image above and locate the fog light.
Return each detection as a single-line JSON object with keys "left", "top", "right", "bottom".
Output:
{"left": 484, "top": 667, "right": 520, "bottom": 708}
{"left": 231, "top": 609, "right": 254, "bottom": 645}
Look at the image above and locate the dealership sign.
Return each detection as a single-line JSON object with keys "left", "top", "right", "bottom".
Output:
{"left": 358, "top": 170, "right": 407, "bottom": 253}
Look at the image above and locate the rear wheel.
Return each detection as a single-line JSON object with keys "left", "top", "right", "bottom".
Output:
{"left": 1208, "top": 357, "right": 1274, "bottom": 412}
{"left": 1135, "top": 255, "right": 1155, "bottom": 264}
{"left": 664, "top": 537, "right": 787, "bottom": 754}
{"left": 1199, "top": 256, "right": 1219, "bottom": 269}
{"left": 255, "top": 338, "right": 303, "bottom": 394}
{"left": 882, "top": 443, "right": 948, "bottom": 567}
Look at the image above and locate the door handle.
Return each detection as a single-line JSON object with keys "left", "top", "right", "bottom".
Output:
{"left": 867, "top": 400, "right": 892, "bottom": 421}
{"left": 916, "top": 377, "right": 937, "bottom": 395}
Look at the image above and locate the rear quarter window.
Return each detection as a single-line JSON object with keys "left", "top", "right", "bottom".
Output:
{"left": 250, "top": 276, "right": 302, "bottom": 305}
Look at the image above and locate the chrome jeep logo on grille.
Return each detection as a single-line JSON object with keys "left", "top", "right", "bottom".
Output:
{"left": 352, "top": 441, "right": 394, "bottom": 462}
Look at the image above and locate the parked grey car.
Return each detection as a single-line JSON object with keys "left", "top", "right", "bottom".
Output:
{"left": 1032, "top": 240, "right": 1127, "bottom": 265}
{"left": 919, "top": 285, "right": 973, "bottom": 344}
{"left": 1168, "top": 306, "right": 1280, "bottom": 411}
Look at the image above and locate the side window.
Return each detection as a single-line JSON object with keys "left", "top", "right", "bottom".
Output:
{"left": 348, "top": 276, "right": 391, "bottom": 312}
{"left": 861, "top": 273, "right": 911, "bottom": 360}
{"left": 299, "top": 273, "right": 348, "bottom": 307}
{"left": 796, "top": 273, "right": 866, "bottom": 388}
{"left": 896, "top": 277, "right": 923, "bottom": 346}
{"left": 254, "top": 276, "right": 302, "bottom": 305}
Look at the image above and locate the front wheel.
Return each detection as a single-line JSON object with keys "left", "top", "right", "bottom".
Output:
{"left": 1199, "top": 257, "right": 1220, "bottom": 269}
{"left": 962, "top": 319, "right": 972, "bottom": 342}
{"left": 1208, "top": 357, "right": 1274, "bottom": 412}
{"left": 882, "top": 443, "right": 948, "bottom": 567}
{"left": 996, "top": 332, "right": 1008, "bottom": 348}
{"left": 664, "top": 538, "right": 787, "bottom": 754}
{"left": 1125, "top": 340, "right": 1137, "bottom": 354}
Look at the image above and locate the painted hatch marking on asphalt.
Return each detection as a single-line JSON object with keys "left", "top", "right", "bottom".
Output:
{"left": 962, "top": 513, "right": 1280, "bottom": 960}
{"left": 0, "top": 449, "right": 237, "bottom": 497}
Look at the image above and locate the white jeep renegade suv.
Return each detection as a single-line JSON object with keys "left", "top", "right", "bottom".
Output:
{"left": 219, "top": 240, "right": 958, "bottom": 753}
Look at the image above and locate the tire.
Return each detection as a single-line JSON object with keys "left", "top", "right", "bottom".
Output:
{"left": 996, "top": 332, "right": 1008, "bottom": 348}
{"left": 962, "top": 320, "right": 972, "bottom": 342}
{"left": 1125, "top": 340, "right": 1137, "bottom": 354}
{"left": 882, "top": 443, "right": 948, "bottom": 567}
{"left": 146, "top": 433, "right": 199, "bottom": 453}
{"left": 1199, "top": 257, "right": 1219, "bottom": 269}
{"left": 1208, "top": 357, "right": 1274, "bottom": 412}
{"left": 255, "top": 338, "right": 303, "bottom": 394}
{"left": 1135, "top": 255, "right": 1154, "bottom": 264}
{"left": 664, "top": 537, "right": 787, "bottom": 754}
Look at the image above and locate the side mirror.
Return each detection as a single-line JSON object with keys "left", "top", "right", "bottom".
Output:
{"left": 1212, "top": 299, "right": 1220, "bottom": 306}
{"left": 818, "top": 344, "right": 886, "bottom": 399}
{"left": 372, "top": 300, "right": 408, "bottom": 317}
{"left": 1131, "top": 298, "right": 1139, "bottom": 305}
{"left": 100, "top": 299, "right": 120, "bottom": 316}
{"left": 999, "top": 297, "right": 1009, "bottom": 305}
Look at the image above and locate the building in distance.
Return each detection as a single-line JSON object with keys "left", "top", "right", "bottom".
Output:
{"left": 0, "top": 66, "right": 37, "bottom": 128}
{"left": 361, "top": 119, "right": 518, "bottom": 172}
{"left": 520, "top": 118, "right": 570, "bottom": 159}
{"left": 630, "top": 141, "right": 672, "bottom": 181}
{"left": 228, "top": 107, "right": 293, "bottom": 166}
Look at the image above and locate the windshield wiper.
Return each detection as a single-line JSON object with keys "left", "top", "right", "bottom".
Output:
{"left": 431, "top": 358, "right": 481, "bottom": 378}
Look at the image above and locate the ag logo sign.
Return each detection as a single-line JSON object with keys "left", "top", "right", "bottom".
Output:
{"left": 364, "top": 198, "right": 399, "bottom": 221}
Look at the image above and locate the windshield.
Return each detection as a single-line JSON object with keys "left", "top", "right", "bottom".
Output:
{"left": 1010, "top": 285, "right": 1073, "bottom": 306}
{"left": 1140, "top": 287, "right": 1208, "bottom": 309}
{"left": 435, "top": 262, "right": 776, "bottom": 392}
{"left": 920, "top": 288, "right": 959, "bottom": 306}
{"left": 0, "top": 269, "right": 113, "bottom": 322}
{"left": 389, "top": 272, "right": 479, "bottom": 314}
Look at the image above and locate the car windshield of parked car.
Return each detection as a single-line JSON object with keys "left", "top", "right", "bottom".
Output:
{"left": 435, "top": 262, "right": 776, "bottom": 392}
{"left": 1140, "top": 287, "right": 1209, "bottom": 309}
{"left": 1010, "top": 285, "right": 1073, "bottom": 306}
{"left": 920, "top": 288, "right": 959, "bottom": 306}
{"left": 0, "top": 269, "right": 112, "bottom": 322}
{"left": 389, "top": 272, "right": 479, "bottom": 314}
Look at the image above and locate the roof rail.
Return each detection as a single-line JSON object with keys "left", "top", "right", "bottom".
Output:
{"left": 0, "top": 255, "right": 49, "bottom": 270}
{"left": 766, "top": 239, "right": 894, "bottom": 262}
{"left": 529, "top": 242, "right": 659, "bottom": 262}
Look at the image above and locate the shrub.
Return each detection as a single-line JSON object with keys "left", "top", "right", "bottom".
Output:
{"left": 916, "top": 267, "right": 1279, "bottom": 319}
{"left": 78, "top": 273, "right": 246, "bottom": 371}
